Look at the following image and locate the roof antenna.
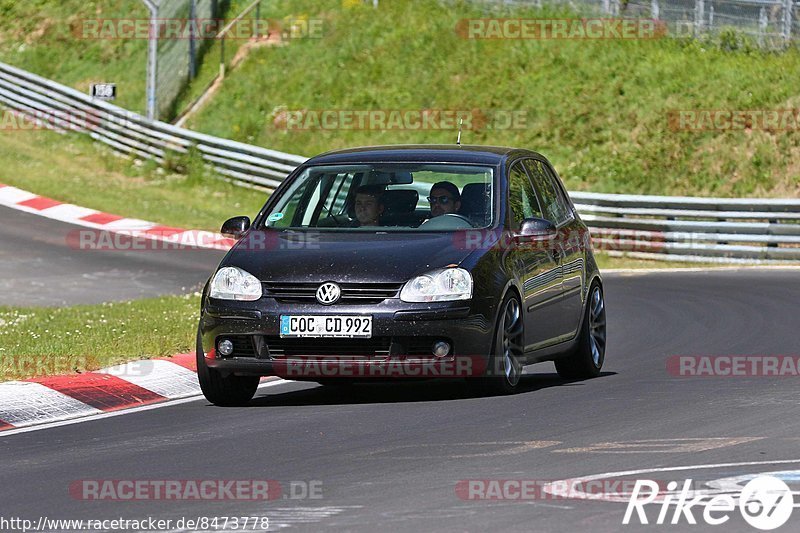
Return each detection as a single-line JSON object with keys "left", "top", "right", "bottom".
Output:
{"left": 456, "top": 118, "right": 463, "bottom": 146}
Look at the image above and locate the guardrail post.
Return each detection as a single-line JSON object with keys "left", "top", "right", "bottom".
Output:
{"left": 189, "top": 0, "right": 197, "bottom": 79}
{"left": 220, "top": 36, "right": 226, "bottom": 79}
{"left": 708, "top": 4, "right": 714, "bottom": 32}
{"left": 783, "top": 0, "right": 793, "bottom": 41}
{"left": 694, "top": 0, "right": 705, "bottom": 35}
{"left": 141, "top": 0, "right": 159, "bottom": 121}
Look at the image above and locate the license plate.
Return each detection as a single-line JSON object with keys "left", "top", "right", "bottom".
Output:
{"left": 280, "top": 315, "right": 372, "bottom": 338}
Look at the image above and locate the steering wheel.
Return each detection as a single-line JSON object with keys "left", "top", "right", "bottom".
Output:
{"left": 419, "top": 213, "right": 475, "bottom": 229}
{"left": 441, "top": 213, "right": 474, "bottom": 225}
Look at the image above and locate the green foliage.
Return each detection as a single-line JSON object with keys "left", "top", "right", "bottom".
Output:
{"left": 2, "top": 0, "right": 799, "bottom": 198}
{"left": 0, "top": 130, "right": 268, "bottom": 231}
{"left": 0, "top": 294, "right": 201, "bottom": 381}
{"left": 184, "top": 0, "right": 800, "bottom": 197}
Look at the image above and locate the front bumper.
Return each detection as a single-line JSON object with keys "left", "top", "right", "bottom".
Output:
{"left": 199, "top": 296, "right": 495, "bottom": 378}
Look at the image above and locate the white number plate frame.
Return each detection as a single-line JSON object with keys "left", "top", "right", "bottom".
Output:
{"left": 279, "top": 315, "right": 373, "bottom": 338}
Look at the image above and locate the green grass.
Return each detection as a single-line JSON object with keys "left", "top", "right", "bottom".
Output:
{"left": 184, "top": 0, "right": 800, "bottom": 198}
{"left": 0, "top": 294, "right": 200, "bottom": 381}
{"left": 0, "top": 129, "right": 268, "bottom": 231}
{"left": 0, "top": 0, "right": 151, "bottom": 115}
{"left": 0, "top": 0, "right": 252, "bottom": 121}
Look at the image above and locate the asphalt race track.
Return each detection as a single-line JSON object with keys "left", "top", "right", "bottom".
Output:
{"left": 0, "top": 205, "right": 225, "bottom": 306}
{"left": 3, "top": 209, "right": 800, "bottom": 533}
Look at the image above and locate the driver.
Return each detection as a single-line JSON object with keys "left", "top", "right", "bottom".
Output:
{"left": 427, "top": 181, "right": 461, "bottom": 218}
{"left": 352, "top": 184, "right": 385, "bottom": 227}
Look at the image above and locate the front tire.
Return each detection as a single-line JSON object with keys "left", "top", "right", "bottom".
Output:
{"left": 474, "top": 293, "right": 525, "bottom": 395}
{"left": 555, "top": 282, "right": 606, "bottom": 379}
{"left": 196, "top": 328, "right": 259, "bottom": 406}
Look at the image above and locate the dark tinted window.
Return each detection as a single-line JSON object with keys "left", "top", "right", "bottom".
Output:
{"left": 507, "top": 162, "right": 542, "bottom": 228}
{"left": 522, "top": 159, "right": 570, "bottom": 225}
{"left": 542, "top": 163, "right": 574, "bottom": 218}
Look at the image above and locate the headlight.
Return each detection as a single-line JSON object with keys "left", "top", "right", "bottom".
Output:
{"left": 400, "top": 268, "right": 472, "bottom": 302}
{"left": 209, "top": 266, "right": 262, "bottom": 301}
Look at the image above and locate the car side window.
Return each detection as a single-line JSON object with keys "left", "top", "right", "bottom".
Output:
{"left": 507, "top": 162, "right": 543, "bottom": 229}
{"left": 522, "top": 159, "right": 570, "bottom": 226}
{"left": 322, "top": 172, "right": 355, "bottom": 217}
{"left": 542, "top": 163, "right": 574, "bottom": 221}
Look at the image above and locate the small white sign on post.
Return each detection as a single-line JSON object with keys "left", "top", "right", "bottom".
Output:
{"left": 91, "top": 83, "right": 116, "bottom": 101}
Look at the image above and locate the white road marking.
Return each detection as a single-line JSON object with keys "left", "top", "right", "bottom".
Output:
{"left": 102, "top": 218, "right": 157, "bottom": 230}
{"left": 553, "top": 437, "right": 762, "bottom": 454}
{"left": 0, "top": 379, "right": 293, "bottom": 437}
{"left": 97, "top": 360, "right": 201, "bottom": 398}
{"left": 542, "top": 458, "right": 800, "bottom": 503}
{"left": 36, "top": 203, "right": 98, "bottom": 220}
{"left": 0, "top": 186, "right": 38, "bottom": 204}
{"left": 707, "top": 469, "right": 800, "bottom": 498}
{"left": 0, "top": 381, "right": 102, "bottom": 427}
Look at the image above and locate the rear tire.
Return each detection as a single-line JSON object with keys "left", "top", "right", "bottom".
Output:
{"left": 555, "top": 282, "right": 606, "bottom": 379}
{"left": 196, "top": 328, "right": 259, "bottom": 406}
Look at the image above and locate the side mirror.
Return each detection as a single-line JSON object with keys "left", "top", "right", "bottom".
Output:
{"left": 515, "top": 217, "right": 557, "bottom": 241}
{"left": 221, "top": 216, "right": 251, "bottom": 239}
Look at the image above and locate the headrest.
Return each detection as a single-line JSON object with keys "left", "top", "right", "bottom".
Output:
{"left": 382, "top": 189, "right": 418, "bottom": 214}
{"left": 459, "top": 183, "right": 491, "bottom": 215}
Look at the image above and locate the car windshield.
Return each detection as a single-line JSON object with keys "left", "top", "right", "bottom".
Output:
{"left": 262, "top": 163, "right": 495, "bottom": 231}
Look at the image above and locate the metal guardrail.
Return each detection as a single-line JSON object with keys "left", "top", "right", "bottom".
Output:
{"left": 0, "top": 61, "right": 307, "bottom": 190}
{"left": 1, "top": 60, "right": 798, "bottom": 263}
{"left": 571, "top": 192, "right": 800, "bottom": 262}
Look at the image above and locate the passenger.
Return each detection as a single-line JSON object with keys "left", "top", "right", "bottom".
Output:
{"left": 427, "top": 181, "right": 461, "bottom": 218}
{"left": 353, "top": 184, "right": 385, "bottom": 227}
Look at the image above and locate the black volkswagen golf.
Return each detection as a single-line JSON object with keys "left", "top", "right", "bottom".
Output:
{"left": 197, "top": 145, "right": 605, "bottom": 405}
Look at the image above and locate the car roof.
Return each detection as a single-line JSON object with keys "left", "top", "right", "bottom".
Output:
{"left": 304, "top": 144, "right": 544, "bottom": 166}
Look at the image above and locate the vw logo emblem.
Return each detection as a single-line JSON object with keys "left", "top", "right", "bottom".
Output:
{"left": 316, "top": 282, "right": 341, "bottom": 305}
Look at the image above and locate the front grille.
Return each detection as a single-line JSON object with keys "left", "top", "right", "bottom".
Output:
{"left": 262, "top": 282, "right": 402, "bottom": 305}
{"left": 265, "top": 336, "right": 392, "bottom": 359}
